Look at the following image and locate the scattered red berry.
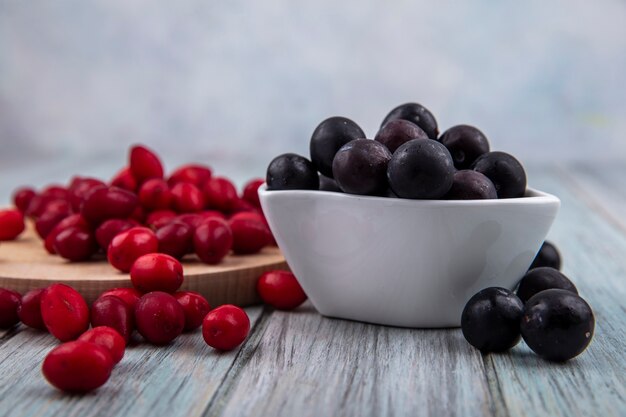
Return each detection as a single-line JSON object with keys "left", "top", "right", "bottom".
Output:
{"left": 95, "top": 218, "right": 138, "bottom": 250}
{"left": 44, "top": 214, "right": 91, "bottom": 254}
{"left": 81, "top": 185, "right": 139, "bottom": 226}
{"left": 134, "top": 292, "right": 185, "bottom": 345}
{"left": 202, "top": 305, "right": 250, "bottom": 351}
{"left": 168, "top": 164, "right": 212, "bottom": 188}
{"left": 171, "top": 182, "right": 204, "bottom": 213}
{"left": 40, "top": 284, "right": 90, "bottom": 341}
{"left": 156, "top": 221, "right": 193, "bottom": 259}
{"left": 174, "top": 291, "right": 211, "bottom": 331}
{"left": 53, "top": 226, "right": 98, "bottom": 262}
{"left": 17, "top": 288, "right": 46, "bottom": 330}
{"left": 111, "top": 167, "right": 138, "bottom": 192}
{"left": 12, "top": 187, "right": 36, "bottom": 213}
{"left": 130, "top": 145, "right": 164, "bottom": 184}
{"left": 194, "top": 218, "right": 233, "bottom": 264}
{"left": 257, "top": 270, "right": 307, "bottom": 310}
{"left": 0, "top": 288, "right": 21, "bottom": 328}
{"left": 107, "top": 227, "right": 158, "bottom": 272}
{"left": 100, "top": 287, "right": 142, "bottom": 310}
{"left": 78, "top": 326, "right": 126, "bottom": 364}
{"left": 91, "top": 295, "right": 134, "bottom": 342}
{"left": 35, "top": 208, "right": 71, "bottom": 239}
{"left": 203, "top": 177, "right": 238, "bottom": 212}
{"left": 130, "top": 253, "right": 184, "bottom": 294}
{"left": 228, "top": 212, "right": 270, "bottom": 254}
{"left": 241, "top": 178, "right": 264, "bottom": 209}
{"left": 0, "top": 209, "right": 26, "bottom": 241}
{"left": 138, "top": 178, "right": 172, "bottom": 211}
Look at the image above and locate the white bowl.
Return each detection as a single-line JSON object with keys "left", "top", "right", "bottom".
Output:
{"left": 259, "top": 186, "right": 560, "bottom": 328}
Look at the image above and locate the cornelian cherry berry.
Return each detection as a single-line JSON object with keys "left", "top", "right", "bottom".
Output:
{"left": 68, "top": 177, "right": 106, "bottom": 212}
{"left": 168, "top": 164, "right": 212, "bottom": 188}
{"left": 91, "top": 295, "right": 134, "bottom": 342}
{"left": 176, "top": 213, "right": 203, "bottom": 231}
{"left": 81, "top": 185, "right": 139, "bottom": 226}
{"left": 100, "top": 287, "right": 142, "bottom": 310}
{"left": 257, "top": 270, "right": 307, "bottom": 310}
{"left": 53, "top": 226, "right": 98, "bottom": 262}
{"left": 130, "top": 145, "right": 164, "bottom": 184}
{"left": 228, "top": 212, "right": 270, "bottom": 254}
{"left": 111, "top": 167, "right": 138, "bottom": 192}
{"left": 35, "top": 208, "right": 71, "bottom": 239}
{"left": 42, "top": 340, "right": 114, "bottom": 393}
{"left": 200, "top": 210, "right": 226, "bottom": 221}
{"left": 135, "top": 292, "right": 185, "bottom": 345}
{"left": 107, "top": 227, "right": 158, "bottom": 272}
{"left": 41, "top": 284, "right": 90, "bottom": 341}
{"left": 194, "top": 218, "right": 233, "bottom": 264}
{"left": 40, "top": 185, "right": 69, "bottom": 201}
{"left": 203, "top": 177, "right": 238, "bottom": 212}
{"left": 138, "top": 179, "right": 172, "bottom": 211}
{"left": 18, "top": 288, "right": 46, "bottom": 330}
{"left": 242, "top": 178, "right": 264, "bottom": 209}
{"left": 145, "top": 209, "right": 177, "bottom": 230}
{"left": 0, "top": 209, "right": 26, "bottom": 241}
{"left": 12, "top": 187, "right": 36, "bottom": 213}
{"left": 25, "top": 194, "right": 61, "bottom": 219}
{"left": 130, "top": 253, "right": 184, "bottom": 294}
{"left": 78, "top": 326, "right": 126, "bottom": 364}
{"left": 45, "top": 214, "right": 90, "bottom": 254}
{"left": 0, "top": 288, "right": 21, "bottom": 328}
{"left": 156, "top": 221, "right": 193, "bottom": 259}
{"left": 171, "top": 182, "right": 204, "bottom": 213}
{"left": 174, "top": 291, "right": 211, "bottom": 331}
{"left": 202, "top": 305, "right": 250, "bottom": 351}
{"left": 95, "top": 218, "right": 138, "bottom": 250}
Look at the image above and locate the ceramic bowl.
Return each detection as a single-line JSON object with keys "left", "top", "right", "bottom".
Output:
{"left": 258, "top": 186, "right": 560, "bottom": 328}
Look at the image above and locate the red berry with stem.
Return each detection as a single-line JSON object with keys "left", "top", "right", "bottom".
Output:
{"left": 203, "top": 177, "right": 238, "bottom": 212}
{"left": 138, "top": 178, "right": 172, "bottom": 211}
{"left": 0, "top": 288, "right": 21, "bottom": 328}
{"left": 130, "top": 253, "right": 184, "bottom": 294}
{"left": 257, "top": 270, "right": 307, "bottom": 310}
{"left": 130, "top": 145, "right": 164, "bottom": 184}
{"left": 168, "top": 164, "right": 212, "bottom": 188}
{"left": 194, "top": 218, "right": 233, "bottom": 264}
{"left": 107, "top": 227, "right": 158, "bottom": 272}
{"left": 41, "top": 284, "right": 90, "bottom": 341}
{"left": 53, "top": 226, "right": 98, "bottom": 262}
{"left": 202, "top": 305, "right": 250, "bottom": 351}
{"left": 0, "top": 209, "right": 26, "bottom": 241}
{"left": 111, "top": 167, "right": 138, "bottom": 192}
{"left": 174, "top": 291, "right": 211, "bottom": 331}
{"left": 12, "top": 187, "right": 36, "bottom": 213}
{"left": 156, "top": 221, "right": 193, "bottom": 259}
{"left": 134, "top": 292, "right": 185, "bottom": 345}
{"left": 78, "top": 326, "right": 126, "bottom": 364}
{"left": 100, "top": 287, "right": 142, "bottom": 310}
{"left": 95, "top": 218, "right": 138, "bottom": 250}
{"left": 91, "top": 295, "right": 134, "bottom": 342}
{"left": 241, "top": 178, "right": 264, "bottom": 209}
{"left": 171, "top": 182, "right": 204, "bottom": 213}
{"left": 18, "top": 288, "right": 46, "bottom": 330}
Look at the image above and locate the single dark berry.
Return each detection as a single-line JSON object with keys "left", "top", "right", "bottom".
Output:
{"left": 374, "top": 119, "right": 428, "bottom": 153}
{"left": 381, "top": 103, "right": 439, "bottom": 139}
{"left": 529, "top": 241, "right": 561, "bottom": 270}
{"left": 266, "top": 153, "right": 319, "bottom": 191}
{"left": 521, "top": 289, "right": 594, "bottom": 362}
{"left": 472, "top": 151, "right": 527, "bottom": 198}
{"left": 319, "top": 174, "right": 342, "bottom": 192}
{"left": 517, "top": 267, "right": 577, "bottom": 304}
{"left": 332, "top": 139, "right": 392, "bottom": 196}
{"left": 445, "top": 170, "right": 497, "bottom": 200}
{"left": 461, "top": 287, "right": 524, "bottom": 352}
{"left": 387, "top": 139, "right": 455, "bottom": 199}
{"left": 439, "top": 125, "right": 490, "bottom": 169}
{"left": 309, "top": 117, "right": 366, "bottom": 178}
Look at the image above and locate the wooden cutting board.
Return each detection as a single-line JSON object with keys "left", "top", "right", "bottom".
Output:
{"left": 0, "top": 224, "right": 288, "bottom": 305}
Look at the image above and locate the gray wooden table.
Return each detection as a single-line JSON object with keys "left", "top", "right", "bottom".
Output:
{"left": 0, "top": 164, "right": 625, "bottom": 417}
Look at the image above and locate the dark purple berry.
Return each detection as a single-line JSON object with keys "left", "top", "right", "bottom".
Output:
{"left": 381, "top": 103, "right": 439, "bottom": 139}
{"left": 332, "top": 139, "right": 392, "bottom": 196}
{"left": 529, "top": 241, "right": 561, "bottom": 270}
{"left": 374, "top": 119, "right": 428, "bottom": 153}
{"left": 472, "top": 151, "right": 526, "bottom": 198}
{"left": 445, "top": 170, "right": 497, "bottom": 200}
{"left": 517, "top": 267, "right": 577, "bottom": 303}
{"left": 310, "top": 117, "right": 366, "bottom": 178}
{"left": 439, "top": 125, "right": 490, "bottom": 169}
{"left": 266, "top": 153, "right": 319, "bottom": 191}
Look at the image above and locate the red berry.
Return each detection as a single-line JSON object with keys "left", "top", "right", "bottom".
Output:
{"left": 193, "top": 218, "right": 233, "bottom": 264}
{"left": 53, "top": 226, "right": 98, "bottom": 262}
{"left": 156, "top": 221, "right": 193, "bottom": 259}
{"left": 12, "top": 187, "right": 36, "bottom": 213}
{"left": 91, "top": 295, "right": 134, "bottom": 342}
{"left": 68, "top": 177, "right": 106, "bottom": 212}
{"left": 130, "top": 145, "right": 164, "bottom": 183}
{"left": 129, "top": 205, "right": 146, "bottom": 223}
{"left": 202, "top": 305, "right": 250, "bottom": 351}
{"left": 41, "top": 284, "right": 90, "bottom": 341}
{"left": 81, "top": 185, "right": 139, "bottom": 226}
{"left": 18, "top": 288, "right": 46, "bottom": 330}
{"left": 107, "top": 227, "right": 158, "bottom": 272}
{"left": 42, "top": 340, "right": 114, "bottom": 393}
{"left": 176, "top": 213, "right": 203, "bottom": 231}
{"left": 199, "top": 210, "right": 226, "bottom": 221}
{"left": 45, "top": 214, "right": 91, "bottom": 254}
{"left": 40, "top": 185, "right": 70, "bottom": 201}
{"left": 100, "top": 287, "right": 142, "bottom": 310}
{"left": 138, "top": 179, "right": 172, "bottom": 211}
{"left": 145, "top": 209, "right": 177, "bottom": 230}
{"left": 130, "top": 253, "right": 184, "bottom": 294}
{"left": 134, "top": 292, "right": 185, "bottom": 345}
{"left": 203, "top": 177, "right": 238, "bottom": 212}
{"left": 257, "top": 270, "right": 307, "bottom": 310}
{"left": 78, "top": 326, "right": 126, "bottom": 364}
{"left": 171, "top": 182, "right": 204, "bottom": 213}
{"left": 229, "top": 198, "right": 257, "bottom": 215}
{"left": 0, "top": 209, "right": 26, "bottom": 241}
{"left": 111, "top": 167, "right": 138, "bottom": 192}
{"left": 95, "top": 218, "right": 138, "bottom": 250}
{"left": 24, "top": 195, "right": 62, "bottom": 219}
{"left": 35, "top": 209, "right": 70, "bottom": 239}
{"left": 174, "top": 291, "right": 211, "bottom": 331}
{"left": 0, "top": 288, "right": 21, "bottom": 328}
{"left": 228, "top": 212, "right": 270, "bottom": 254}
{"left": 168, "top": 164, "right": 212, "bottom": 188}
{"left": 241, "top": 178, "right": 264, "bottom": 209}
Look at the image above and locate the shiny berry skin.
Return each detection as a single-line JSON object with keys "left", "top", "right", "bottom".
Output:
{"left": 25, "top": 194, "right": 62, "bottom": 219}
{"left": 461, "top": 287, "right": 524, "bottom": 352}
{"left": 529, "top": 241, "right": 561, "bottom": 270}
{"left": 134, "top": 292, "right": 185, "bottom": 345}
{"left": 130, "top": 145, "right": 164, "bottom": 183}
{"left": 176, "top": 213, "right": 204, "bottom": 231}
{"left": 42, "top": 340, "right": 114, "bottom": 393}
{"left": 0, "top": 209, "right": 26, "bottom": 241}
{"left": 131, "top": 253, "right": 184, "bottom": 294}
{"left": 145, "top": 209, "right": 177, "bottom": 230}
{"left": 521, "top": 289, "right": 594, "bottom": 362}
{"left": 174, "top": 291, "right": 211, "bottom": 331}
{"left": 387, "top": 139, "right": 455, "bottom": 199}
{"left": 228, "top": 213, "right": 270, "bottom": 255}
{"left": 266, "top": 153, "right": 319, "bottom": 191}
{"left": 41, "top": 284, "right": 90, "bottom": 341}
{"left": 319, "top": 174, "right": 342, "bottom": 192}
{"left": 332, "top": 139, "right": 392, "bottom": 196}
{"left": 375, "top": 119, "right": 428, "bottom": 153}
{"left": 171, "top": 182, "right": 204, "bottom": 213}
{"left": 202, "top": 305, "right": 250, "bottom": 351}
{"left": 381, "top": 102, "right": 439, "bottom": 139}
{"left": 95, "top": 218, "right": 138, "bottom": 250}
{"left": 100, "top": 287, "right": 142, "bottom": 310}
{"left": 111, "top": 167, "right": 138, "bottom": 192}
{"left": 138, "top": 179, "right": 172, "bottom": 211}
{"left": 444, "top": 170, "right": 497, "bottom": 200}
{"left": 203, "top": 177, "right": 238, "bottom": 212}
{"left": 168, "top": 164, "right": 212, "bottom": 188}
{"left": 78, "top": 326, "right": 126, "bottom": 364}
{"left": 194, "top": 218, "right": 233, "bottom": 264}
{"left": 0, "top": 288, "right": 21, "bottom": 328}
{"left": 81, "top": 185, "right": 139, "bottom": 225}
{"left": 91, "top": 295, "right": 134, "bottom": 342}
{"left": 439, "top": 125, "right": 490, "bottom": 169}
{"left": 472, "top": 151, "right": 527, "bottom": 199}
{"left": 45, "top": 214, "right": 91, "bottom": 254}
{"left": 107, "top": 227, "right": 158, "bottom": 272}
{"left": 241, "top": 178, "right": 264, "bottom": 209}
{"left": 310, "top": 116, "right": 366, "bottom": 178}
{"left": 35, "top": 208, "right": 71, "bottom": 239}
{"left": 12, "top": 187, "right": 36, "bottom": 213}
{"left": 257, "top": 271, "right": 307, "bottom": 310}
{"left": 156, "top": 221, "right": 193, "bottom": 259}
{"left": 17, "top": 288, "right": 46, "bottom": 330}
{"left": 68, "top": 177, "right": 106, "bottom": 212}
{"left": 53, "top": 227, "right": 98, "bottom": 262}
{"left": 517, "top": 267, "right": 577, "bottom": 304}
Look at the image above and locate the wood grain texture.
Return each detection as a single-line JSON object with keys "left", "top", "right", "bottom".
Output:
{"left": 0, "top": 226, "right": 287, "bottom": 306}
{"left": 0, "top": 307, "right": 263, "bottom": 417}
